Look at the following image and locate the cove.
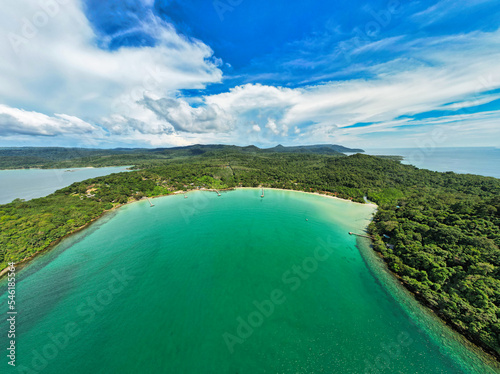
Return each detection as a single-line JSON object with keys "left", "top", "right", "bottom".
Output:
{"left": 1, "top": 189, "right": 499, "bottom": 373}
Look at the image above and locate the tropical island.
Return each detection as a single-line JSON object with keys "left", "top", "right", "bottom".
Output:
{"left": 1, "top": 145, "right": 499, "bottom": 361}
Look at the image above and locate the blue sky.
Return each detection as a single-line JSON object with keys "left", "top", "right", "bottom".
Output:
{"left": 1, "top": 0, "right": 500, "bottom": 148}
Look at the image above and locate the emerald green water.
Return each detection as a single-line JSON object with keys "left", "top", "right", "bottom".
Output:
{"left": 1, "top": 189, "right": 499, "bottom": 373}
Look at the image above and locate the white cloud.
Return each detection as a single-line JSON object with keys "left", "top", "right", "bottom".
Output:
{"left": 140, "top": 96, "right": 234, "bottom": 133}
{"left": 0, "top": 104, "right": 101, "bottom": 137}
{"left": 439, "top": 93, "right": 500, "bottom": 111}
{"left": 101, "top": 114, "right": 173, "bottom": 136}
{"left": 412, "top": 0, "right": 496, "bottom": 26}
{"left": 265, "top": 119, "right": 279, "bottom": 135}
{"left": 185, "top": 29, "right": 500, "bottom": 147}
{"left": 0, "top": 0, "right": 222, "bottom": 134}
{"left": 281, "top": 124, "right": 289, "bottom": 136}
{"left": 1, "top": 1, "right": 499, "bottom": 148}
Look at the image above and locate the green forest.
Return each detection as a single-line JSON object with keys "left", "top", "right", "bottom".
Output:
{"left": 0, "top": 144, "right": 363, "bottom": 169}
{"left": 1, "top": 149, "right": 499, "bottom": 358}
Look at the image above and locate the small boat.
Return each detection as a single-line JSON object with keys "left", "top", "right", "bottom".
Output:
{"left": 184, "top": 194, "right": 188, "bottom": 199}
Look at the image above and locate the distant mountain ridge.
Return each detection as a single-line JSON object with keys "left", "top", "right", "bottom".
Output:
{"left": 264, "top": 144, "right": 364, "bottom": 154}
{"left": 0, "top": 144, "right": 364, "bottom": 169}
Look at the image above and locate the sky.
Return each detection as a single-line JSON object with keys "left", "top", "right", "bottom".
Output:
{"left": 0, "top": 0, "right": 500, "bottom": 149}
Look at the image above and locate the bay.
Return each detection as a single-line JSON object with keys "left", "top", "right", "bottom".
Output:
{"left": 0, "top": 189, "right": 498, "bottom": 373}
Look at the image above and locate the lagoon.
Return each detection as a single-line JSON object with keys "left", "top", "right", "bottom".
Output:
{"left": 0, "top": 189, "right": 498, "bottom": 373}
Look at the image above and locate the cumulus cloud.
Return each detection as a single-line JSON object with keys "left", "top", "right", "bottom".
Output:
{"left": 140, "top": 97, "right": 234, "bottom": 133}
{"left": 265, "top": 119, "right": 279, "bottom": 135}
{"left": 0, "top": 104, "right": 100, "bottom": 136}
{"left": 0, "top": 0, "right": 222, "bottom": 134}
{"left": 101, "top": 114, "right": 173, "bottom": 136}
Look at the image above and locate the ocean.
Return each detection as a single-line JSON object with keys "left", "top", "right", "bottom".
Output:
{"left": 361, "top": 147, "right": 500, "bottom": 179}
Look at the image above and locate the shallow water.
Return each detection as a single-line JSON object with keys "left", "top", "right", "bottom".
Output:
{"left": 0, "top": 189, "right": 498, "bottom": 373}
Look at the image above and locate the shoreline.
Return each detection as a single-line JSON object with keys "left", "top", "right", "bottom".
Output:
{"left": 237, "top": 186, "right": 377, "bottom": 208}
{"left": 0, "top": 192, "right": 144, "bottom": 278}
{"left": 0, "top": 165, "right": 135, "bottom": 171}
{"left": 387, "top": 257, "right": 500, "bottom": 362}
{"left": 0, "top": 205, "right": 117, "bottom": 278}
{"left": 355, "top": 236, "right": 500, "bottom": 370}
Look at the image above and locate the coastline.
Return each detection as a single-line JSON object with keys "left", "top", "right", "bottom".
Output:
{"left": 238, "top": 187, "right": 378, "bottom": 208}
{"left": 0, "top": 192, "right": 144, "bottom": 278}
{"left": 0, "top": 165, "right": 134, "bottom": 172}
{"left": 0, "top": 204, "right": 116, "bottom": 278}
{"left": 393, "top": 264, "right": 500, "bottom": 362}
{"left": 363, "top": 235, "right": 500, "bottom": 362}
{"left": 355, "top": 236, "right": 500, "bottom": 371}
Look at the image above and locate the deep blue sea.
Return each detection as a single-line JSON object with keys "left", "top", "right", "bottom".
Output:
{"left": 360, "top": 147, "right": 500, "bottom": 179}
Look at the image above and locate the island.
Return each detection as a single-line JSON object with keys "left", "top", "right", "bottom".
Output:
{"left": 0, "top": 145, "right": 499, "bottom": 361}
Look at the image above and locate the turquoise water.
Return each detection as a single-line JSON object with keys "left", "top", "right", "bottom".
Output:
{"left": 0, "top": 167, "right": 132, "bottom": 204}
{"left": 361, "top": 147, "right": 500, "bottom": 178}
{"left": 1, "top": 189, "right": 499, "bottom": 373}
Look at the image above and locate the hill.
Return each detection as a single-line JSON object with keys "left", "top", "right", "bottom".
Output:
{"left": 0, "top": 144, "right": 364, "bottom": 169}
{"left": 264, "top": 144, "right": 364, "bottom": 154}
